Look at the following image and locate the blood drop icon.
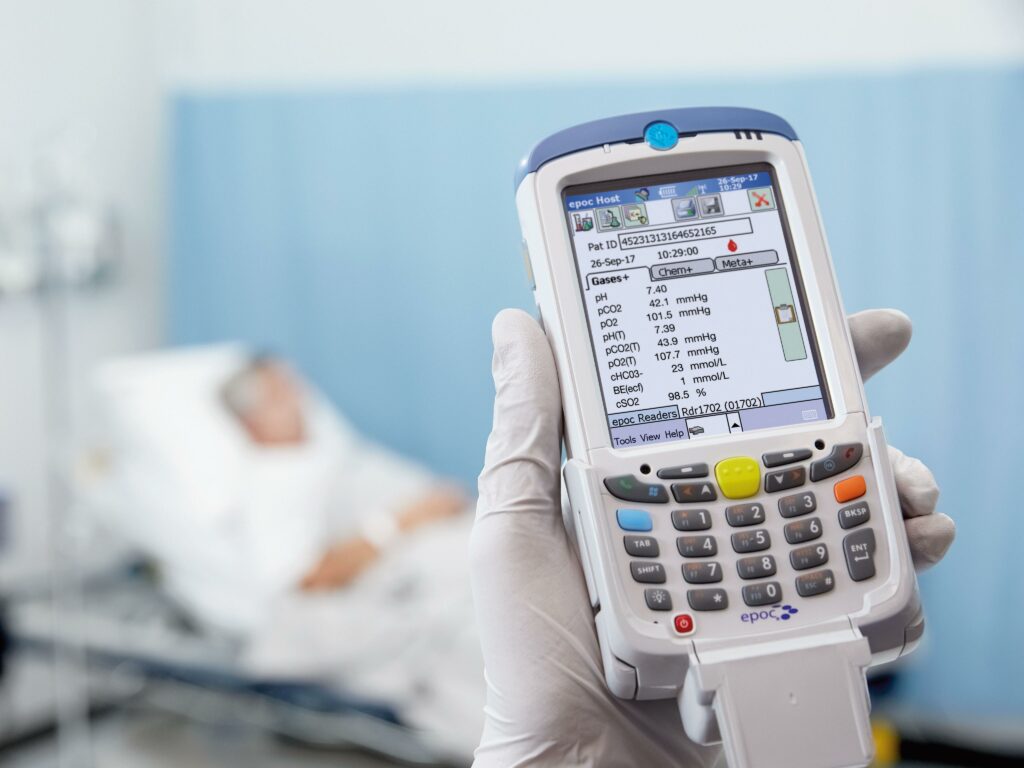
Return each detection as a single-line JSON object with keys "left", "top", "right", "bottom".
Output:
{"left": 727, "top": 239, "right": 738, "bottom": 252}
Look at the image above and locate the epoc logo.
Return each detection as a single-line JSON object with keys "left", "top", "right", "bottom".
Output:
{"left": 740, "top": 604, "right": 799, "bottom": 625}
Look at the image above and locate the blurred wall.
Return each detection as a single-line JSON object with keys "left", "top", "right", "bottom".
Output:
{"left": 0, "top": 0, "right": 163, "bottom": 583}
{"left": 158, "top": 0, "right": 1024, "bottom": 85}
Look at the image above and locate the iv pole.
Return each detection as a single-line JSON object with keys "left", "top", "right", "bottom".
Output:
{"left": 36, "top": 160, "right": 99, "bottom": 768}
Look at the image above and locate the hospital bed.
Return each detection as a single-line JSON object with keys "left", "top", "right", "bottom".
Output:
{"left": 1, "top": 343, "right": 473, "bottom": 765}
{"left": 4, "top": 559, "right": 461, "bottom": 765}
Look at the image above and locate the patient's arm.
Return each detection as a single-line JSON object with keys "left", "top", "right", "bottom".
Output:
{"left": 299, "top": 535, "right": 379, "bottom": 591}
{"left": 299, "top": 486, "right": 467, "bottom": 591}
{"left": 394, "top": 485, "right": 466, "bottom": 533}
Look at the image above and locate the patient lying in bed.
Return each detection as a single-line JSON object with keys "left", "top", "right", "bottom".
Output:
{"left": 93, "top": 346, "right": 484, "bottom": 755}
{"left": 219, "top": 356, "right": 466, "bottom": 594}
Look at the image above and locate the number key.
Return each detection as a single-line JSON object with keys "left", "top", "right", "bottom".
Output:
{"left": 779, "top": 491, "right": 817, "bottom": 518}
{"left": 725, "top": 503, "right": 765, "bottom": 527}
{"left": 682, "top": 561, "right": 722, "bottom": 584}
{"left": 742, "top": 581, "right": 783, "bottom": 606}
{"left": 731, "top": 529, "right": 771, "bottom": 553}
{"left": 677, "top": 535, "right": 718, "bottom": 558}
{"left": 783, "top": 517, "right": 823, "bottom": 544}
{"left": 737, "top": 554, "right": 777, "bottom": 580}
{"left": 672, "top": 508, "right": 712, "bottom": 531}
{"left": 790, "top": 544, "right": 829, "bottom": 571}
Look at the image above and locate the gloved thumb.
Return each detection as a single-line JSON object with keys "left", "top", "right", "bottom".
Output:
{"left": 848, "top": 309, "right": 912, "bottom": 382}
{"left": 471, "top": 309, "right": 578, "bottom": 708}
{"left": 475, "top": 309, "right": 563, "bottom": 528}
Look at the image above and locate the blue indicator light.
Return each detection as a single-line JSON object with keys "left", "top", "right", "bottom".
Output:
{"left": 644, "top": 121, "right": 678, "bottom": 151}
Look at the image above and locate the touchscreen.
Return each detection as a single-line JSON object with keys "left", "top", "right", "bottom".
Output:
{"left": 563, "top": 164, "right": 831, "bottom": 449}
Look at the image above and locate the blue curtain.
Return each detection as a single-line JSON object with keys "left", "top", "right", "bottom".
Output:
{"left": 170, "top": 68, "right": 1024, "bottom": 719}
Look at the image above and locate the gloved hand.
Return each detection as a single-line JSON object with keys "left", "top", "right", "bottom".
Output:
{"left": 470, "top": 308, "right": 954, "bottom": 768}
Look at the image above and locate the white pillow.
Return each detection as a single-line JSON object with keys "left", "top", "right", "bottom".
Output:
{"left": 93, "top": 344, "right": 252, "bottom": 519}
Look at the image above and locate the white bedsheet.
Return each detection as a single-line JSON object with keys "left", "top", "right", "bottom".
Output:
{"left": 244, "top": 513, "right": 484, "bottom": 756}
{"left": 90, "top": 345, "right": 486, "bottom": 756}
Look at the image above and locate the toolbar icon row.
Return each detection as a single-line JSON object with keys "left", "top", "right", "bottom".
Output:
{"left": 575, "top": 203, "right": 650, "bottom": 232}
{"left": 672, "top": 194, "right": 723, "bottom": 222}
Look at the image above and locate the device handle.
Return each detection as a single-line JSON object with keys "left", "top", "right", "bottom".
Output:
{"left": 679, "top": 630, "right": 874, "bottom": 768}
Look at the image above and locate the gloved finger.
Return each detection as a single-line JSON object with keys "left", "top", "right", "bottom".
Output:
{"left": 887, "top": 445, "right": 955, "bottom": 569}
{"left": 888, "top": 445, "right": 940, "bottom": 518}
{"left": 848, "top": 309, "right": 912, "bottom": 382}
{"left": 904, "top": 513, "right": 955, "bottom": 571}
{"left": 475, "top": 308, "right": 563, "bottom": 527}
{"left": 471, "top": 309, "right": 594, "bottom": 714}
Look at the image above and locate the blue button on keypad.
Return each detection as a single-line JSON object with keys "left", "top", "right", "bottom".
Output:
{"left": 616, "top": 509, "right": 653, "bottom": 532}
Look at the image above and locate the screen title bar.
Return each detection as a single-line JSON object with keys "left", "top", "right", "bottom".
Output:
{"left": 565, "top": 171, "right": 772, "bottom": 211}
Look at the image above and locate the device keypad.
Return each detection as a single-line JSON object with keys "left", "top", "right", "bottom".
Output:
{"left": 672, "top": 482, "right": 718, "bottom": 503}
{"left": 677, "top": 535, "right": 718, "bottom": 558}
{"left": 657, "top": 463, "right": 709, "bottom": 480}
{"left": 809, "top": 443, "right": 863, "bottom": 482}
{"left": 778, "top": 491, "right": 817, "bottom": 518}
{"left": 838, "top": 501, "right": 871, "bottom": 530}
{"left": 790, "top": 543, "right": 829, "bottom": 571}
{"left": 682, "top": 561, "right": 723, "bottom": 584}
{"left": 612, "top": 442, "right": 880, "bottom": 630}
{"left": 724, "top": 503, "right": 766, "bottom": 527}
{"left": 606, "top": 475, "right": 669, "bottom": 504}
{"left": 762, "top": 449, "right": 812, "bottom": 468}
{"left": 783, "top": 517, "right": 823, "bottom": 544}
{"left": 795, "top": 569, "right": 836, "bottom": 597}
{"left": 731, "top": 529, "right": 771, "bottom": 553}
{"left": 645, "top": 588, "right": 673, "bottom": 611}
{"left": 687, "top": 588, "right": 729, "bottom": 611}
{"left": 630, "top": 562, "right": 667, "bottom": 583}
{"left": 843, "top": 528, "right": 877, "bottom": 581}
{"left": 765, "top": 466, "right": 807, "bottom": 493}
{"left": 742, "top": 581, "right": 783, "bottom": 606}
{"left": 623, "top": 535, "right": 659, "bottom": 557}
{"left": 737, "top": 554, "right": 777, "bottom": 579}
{"left": 672, "top": 508, "right": 712, "bottom": 531}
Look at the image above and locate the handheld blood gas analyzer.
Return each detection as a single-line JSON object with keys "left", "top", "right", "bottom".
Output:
{"left": 514, "top": 108, "right": 923, "bottom": 768}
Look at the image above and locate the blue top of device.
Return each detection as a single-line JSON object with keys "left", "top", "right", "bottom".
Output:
{"left": 514, "top": 107, "right": 798, "bottom": 189}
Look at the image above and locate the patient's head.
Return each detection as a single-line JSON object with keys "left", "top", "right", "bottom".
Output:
{"left": 221, "top": 357, "right": 307, "bottom": 445}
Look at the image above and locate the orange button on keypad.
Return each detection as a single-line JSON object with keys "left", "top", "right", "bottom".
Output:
{"left": 834, "top": 475, "right": 866, "bottom": 503}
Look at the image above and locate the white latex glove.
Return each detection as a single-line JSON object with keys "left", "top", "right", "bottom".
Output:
{"left": 470, "top": 307, "right": 954, "bottom": 768}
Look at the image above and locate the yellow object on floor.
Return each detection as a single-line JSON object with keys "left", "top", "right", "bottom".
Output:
{"left": 871, "top": 719, "right": 900, "bottom": 767}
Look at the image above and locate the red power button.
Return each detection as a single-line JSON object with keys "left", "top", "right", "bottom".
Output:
{"left": 674, "top": 614, "right": 695, "bottom": 636}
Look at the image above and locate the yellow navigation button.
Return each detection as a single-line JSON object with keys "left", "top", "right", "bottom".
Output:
{"left": 715, "top": 457, "right": 761, "bottom": 499}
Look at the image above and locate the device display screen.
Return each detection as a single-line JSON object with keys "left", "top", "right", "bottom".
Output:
{"left": 563, "top": 163, "right": 832, "bottom": 449}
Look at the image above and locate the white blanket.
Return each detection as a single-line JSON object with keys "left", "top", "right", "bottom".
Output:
{"left": 91, "top": 345, "right": 486, "bottom": 756}
{"left": 244, "top": 514, "right": 485, "bottom": 756}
